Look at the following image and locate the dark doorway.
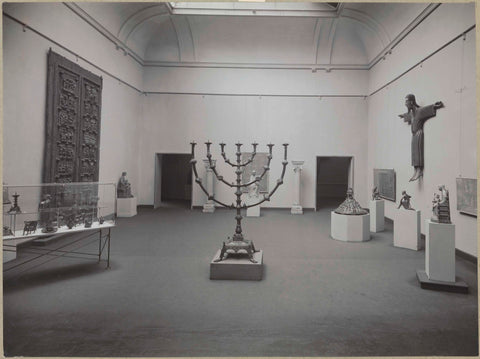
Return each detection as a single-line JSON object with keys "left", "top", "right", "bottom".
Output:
{"left": 316, "top": 156, "right": 353, "bottom": 210}
{"left": 154, "top": 153, "right": 192, "bottom": 209}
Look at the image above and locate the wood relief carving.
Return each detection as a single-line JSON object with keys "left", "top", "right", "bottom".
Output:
{"left": 43, "top": 49, "right": 102, "bottom": 185}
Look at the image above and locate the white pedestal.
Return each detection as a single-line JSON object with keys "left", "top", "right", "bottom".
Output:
{"left": 331, "top": 211, "right": 370, "bottom": 242}
{"left": 369, "top": 199, "right": 385, "bottom": 232}
{"left": 291, "top": 205, "right": 303, "bottom": 214}
{"left": 117, "top": 197, "right": 137, "bottom": 217}
{"left": 210, "top": 249, "right": 263, "bottom": 280}
{"left": 425, "top": 219, "right": 455, "bottom": 282}
{"left": 203, "top": 203, "right": 215, "bottom": 213}
{"left": 393, "top": 210, "right": 420, "bottom": 250}
{"left": 247, "top": 206, "right": 260, "bottom": 217}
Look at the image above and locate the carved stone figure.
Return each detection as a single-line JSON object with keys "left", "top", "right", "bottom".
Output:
{"left": 432, "top": 185, "right": 451, "bottom": 223}
{"left": 334, "top": 188, "right": 369, "bottom": 215}
{"left": 398, "top": 94, "right": 444, "bottom": 181}
{"left": 398, "top": 190, "right": 415, "bottom": 210}
{"left": 117, "top": 171, "right": 133, "bottom": 198}
{"left": 372, "top": 186, "right": 381, "bottom": 200}
{"left": 247, "top": 170, "right": 260, "bottom": 198}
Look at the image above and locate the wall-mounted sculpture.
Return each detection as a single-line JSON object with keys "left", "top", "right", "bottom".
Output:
{"left": 398, "top": 94, "right": 443, "bottom": 182}
{"left": 190, "top": 141, "right": 288, "bottom": 264}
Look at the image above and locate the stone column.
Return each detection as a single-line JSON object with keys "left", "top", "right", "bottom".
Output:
{"left": 202, "top": 159, "right": 216, "bottom": 213}
{"left": 291, "top": 160, "right": 304, "bottom": 214}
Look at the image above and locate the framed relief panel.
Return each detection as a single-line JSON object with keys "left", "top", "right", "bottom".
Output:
{"left": 373, "top": 169, "right": 396, "bottom": 202}
{"left": 456, "top": 178, "right": 477, "bottom": 216}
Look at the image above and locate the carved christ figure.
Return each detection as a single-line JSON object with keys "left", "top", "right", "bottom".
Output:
{"left": 398, "top": 94, "right": 444, "bottom": 182}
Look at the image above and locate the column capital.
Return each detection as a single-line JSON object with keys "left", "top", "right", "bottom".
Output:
{"left": 203, "top": 159, "right": 217, "bottom": 169}
{"left": 292, "top": 160, "right": 304, "bottom": 171}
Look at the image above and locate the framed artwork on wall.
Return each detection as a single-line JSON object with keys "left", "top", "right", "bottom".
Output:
{"left": 373, "top": 169, "right": 396, "bottom": 202}
{"left": 241, "top": 152, "right": 269, "bottom": 193}
{"left": 456, "top": 177, "right": 477, "bottom": 217}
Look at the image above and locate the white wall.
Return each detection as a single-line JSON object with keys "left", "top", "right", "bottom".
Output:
{"left": 139, "top": 90, "right": 369, "bottom": 209}
{"left": 3, "top": 3, "right": 143, "bottom": 194}
{"left": 367, "top": 3, "right": 477, "bottom": 255}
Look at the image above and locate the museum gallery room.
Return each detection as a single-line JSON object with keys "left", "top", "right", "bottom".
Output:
{"left": 1, "top": 1, "right": 478, "bottom": 357}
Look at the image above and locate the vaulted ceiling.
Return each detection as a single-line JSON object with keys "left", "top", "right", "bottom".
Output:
{"left": 67, "top": 2, "right": 437, "bottom": 69}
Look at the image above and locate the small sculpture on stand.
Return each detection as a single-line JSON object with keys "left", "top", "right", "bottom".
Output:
{"left": 372, "top": 186, "right": 381, "bottom": 200}
{"left": 117, "top": 171, "right": 133, "bottom": 198}
{"left": 334, "top": 188, "right": 368, "bottom": 215}
{"left": 247, "top": 170, "right": 260, "bottom": 199}
{"left": 39, "top": 194, "right": 57, "bottom": 233}
{"left": 190, "top": 140, "right": 288, "bottom": 263}
{"left": 398, "top": 94, "right": 444, "bottom": 182}
{"left": 431, "top": 185, "right": 451, "bottom": 223}
{"left": 3, "top": 184, "right": 13, "bottom": 236}
{"left": 8, "top": 193, "right": 21, "bottom": 214}
{"left": 398, "top": 190, "right": 415, "bottom": 210}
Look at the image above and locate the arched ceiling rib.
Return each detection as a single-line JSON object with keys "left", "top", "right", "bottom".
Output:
{"left": 71, "top": 2, "right": 438, "bottom": 68}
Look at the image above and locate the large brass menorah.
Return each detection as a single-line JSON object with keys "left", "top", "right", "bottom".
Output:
{"left": 190, "top": 141, "right": 288, "bottom": 263}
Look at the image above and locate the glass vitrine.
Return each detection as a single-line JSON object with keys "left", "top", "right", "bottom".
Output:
{"left": 2, "top": 182, "right": 116, "bottom": 239}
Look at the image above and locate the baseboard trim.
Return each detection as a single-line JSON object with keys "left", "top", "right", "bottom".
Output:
{"left": 192, "top": 206, "right": 315, "bottom": 211}
{"left": 456, "top": 249, "right": 477, "bottom": 264}
{"left": 137, "top": 205, "right": 154, "bottom": 209}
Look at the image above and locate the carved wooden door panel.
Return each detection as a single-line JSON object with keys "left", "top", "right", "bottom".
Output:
{"left": 43, "top": 49, "right": 102, "bottom": 184}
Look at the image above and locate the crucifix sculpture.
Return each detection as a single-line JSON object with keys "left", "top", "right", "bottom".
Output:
{"left": 398, "top": 94, "right": 444, "bottom": 182}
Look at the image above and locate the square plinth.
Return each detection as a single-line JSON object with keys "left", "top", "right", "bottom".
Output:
{"left": 331, "top": 212, "right": 370, "bottom": 242}
{"left": 210, "top": 249, "right": 263, "bottom": 280}
{"left": 246, "top": 206, "right": 260, "bottom": 217}
{"left": 416, "top": 270, "right": 468, "bottom": 294}
{"left": 425, "top": 219, "right": 455, "bottom": 282}
{"left": 393, "top": 209, "right": 421, "bottom": 250}
{"left": 370, "top": 200, "right": 385, "bottom": 232}
{"left": 117, "top": 197, "right": 137, "bottom": 217}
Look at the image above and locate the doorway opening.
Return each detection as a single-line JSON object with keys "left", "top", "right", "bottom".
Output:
{"left": 154, "top": 153, "right": 192, "bottom": 209}
{"left": 315, "top": 156, "right": 354, "bottom": 211}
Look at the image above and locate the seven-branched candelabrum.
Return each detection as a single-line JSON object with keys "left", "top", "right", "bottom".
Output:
{"left": 190, "top": 141, "right": 289, "bottom": 263}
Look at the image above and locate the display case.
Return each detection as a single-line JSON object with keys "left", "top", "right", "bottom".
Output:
{"left": 2, "top": 182, "right": 116, "bottom": 239}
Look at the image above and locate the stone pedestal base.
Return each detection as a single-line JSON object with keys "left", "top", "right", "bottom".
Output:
{"left": 291, "top": 205, "right": 303, "bottom": 214}
{"left": 425, "top": 219, "right": 455, "bottom": 282}
{"left": 246, "top": 206, "right": 260, "bottom": 217}
{"left": 203, "top": 203, "right": 215, "bottom": 213}
{"left": 331, "top": 212, "right": 370, "bottom": 242}
{"left": 393, "top": 209, "right": 420, "bottom": 250}
{"left": 117, "top": 197, "right": 137, "bottom": 217}
{"left": 370, "top": 199, "right": 385, "bottom": 232}
{"left": 210, "top": 249, "right": 263, "bottom": 280}
{"left": 416, "top": 270, "right": 468, "bottom": 294}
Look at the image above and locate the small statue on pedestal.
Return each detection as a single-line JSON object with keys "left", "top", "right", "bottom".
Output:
{"left": 431, "top": 185, "right": 451, "bottom": 223}
{"left": 372, "top": 186, "right": 381, "bottom": 200}
{"left": 334, "top": 188, "right": 368, "bottom": 215}
{"left": 39, "top": 194, "right": 57, "bottom": 233}
{"left": 398, "top": 190, "right": 415, "bottom": 210}
{"left": 117, "top": 172, "right": 133, "bottom": 198}
{"left": 247, "top": 170, "right": 260, "bottom": 199}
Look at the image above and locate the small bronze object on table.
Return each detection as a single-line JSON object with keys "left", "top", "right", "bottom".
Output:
{"left": 23, "top": 221, "right": 38, "bottom": 235}
{"left": 398, "top": 94, "right": 444, "bottom": 182}
{"left": 398, "top": 190, "right": 415, "bottom": 210}
{"left": 431, "top": 185, "right": 451, "bottom": 223}
{"left": 84, "top": 218, "right": 93, "bottom": 228}
{"left": 190, "top": 141, "right": 288, "bottom": 263}
{"left": 99, "top": 216, "right": 105, "bottom": 224}
{"left": 3, "top": 226, "right": 13, "bottom": 236}
{"left": 39, "top": 194, "right": 57, "bottom": 233}
{"left": 8, "top": 193, "right": 21, "bottom": 214}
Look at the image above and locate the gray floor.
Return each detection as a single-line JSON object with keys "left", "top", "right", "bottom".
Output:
{"left": 3, "top": 204, "right": 478, "bottom": 357}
